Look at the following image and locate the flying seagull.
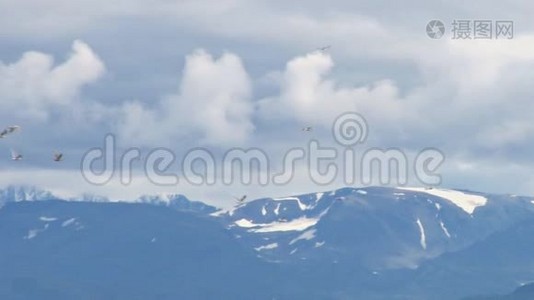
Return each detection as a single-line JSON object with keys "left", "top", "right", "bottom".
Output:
{"left": 301, "top": 126, "right": 313, "bottom": 132}
{"left": 10, "top": 149, "right": 22, "bottom": 161}
{"left": 316, "top": 45, "right": 331, "bottom": 52}
{"left": 234, "top": 195, "right": 247, "bottom": 203}
{"left": 7, "top": 125, "right": 20, "bottom": 133}
{"left": 53, "top": 152, "right": 63, "bottom": 162}
{"left": 0, "top": 125, "right": 20, "bottom": 138}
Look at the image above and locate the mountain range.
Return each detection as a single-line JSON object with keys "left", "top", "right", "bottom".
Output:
{"left": 1, "top": 185, "right": 533, "bottom": 299}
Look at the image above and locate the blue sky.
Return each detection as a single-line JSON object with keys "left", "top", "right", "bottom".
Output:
{"left": 0, "top": 0, "right": 533, "bottom": 206}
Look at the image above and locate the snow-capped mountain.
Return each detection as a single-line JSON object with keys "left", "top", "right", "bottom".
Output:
{"left": 137, "top": 194, "right": 217, "bottom": 214}
{"left": 0, "top": 185, "right": 57, "bottom": 205}
{"left": 0, "top": 185, "right": 216, "bottom": 215}
{"left": 1, "top": 185, "right": 534, "bottom": 299}
{"left": 215, "top": 186, "right": 534, "bottom": 270}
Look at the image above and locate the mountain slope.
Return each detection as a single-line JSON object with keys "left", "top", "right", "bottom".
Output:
{"left": 217, "top": 187, "right": 534, "bottom": 269}
{"left": 1, "top": 185, "right": 534, "bottom": 299}
{"left": 465, "top": 282, "right": 534, "bottom": 300}
{"left": 0, "top": 200, "right": 277, "bottom": 299}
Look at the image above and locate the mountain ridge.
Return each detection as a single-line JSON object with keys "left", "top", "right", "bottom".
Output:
{"left": 1, "top": 185, "right": 534, "bottom": 299}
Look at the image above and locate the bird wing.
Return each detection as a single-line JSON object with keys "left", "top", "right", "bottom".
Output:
{"left": 10, "top": 149, "right": 19, "bottom": 159}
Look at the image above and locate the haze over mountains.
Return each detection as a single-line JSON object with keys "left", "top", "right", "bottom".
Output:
{"left": 1, "top": 185, "right": 533, "bottom": 299}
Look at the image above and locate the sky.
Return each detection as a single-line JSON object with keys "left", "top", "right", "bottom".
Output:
{"left": 0, "top": 0, "right": 533, "bottom": 207}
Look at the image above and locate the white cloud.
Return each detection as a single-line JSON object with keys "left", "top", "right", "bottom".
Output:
{"left": 117, "top": 49, "right": 254, "bottom": 146}
{"left": 257, "top": 51, "right": 404, "bottom": 128}
{"left": 0, "top": 40, "right": 105, "bottom": 121}
{"left": 476, "top": 120, "right": 534, "bottom": 148}
{"left": 1, "top": 1, "right": 534, "bottom": 199}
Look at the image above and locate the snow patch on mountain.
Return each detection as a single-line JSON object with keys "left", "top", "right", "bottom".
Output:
{"left": 62, "top": 218, "right": 77, "bottom": 227}
{"left": 398, "top": 187, "right": 487, "bottom": 214}
{"left": 236, "top": 217, "right": 320, "bottom": 233}
{"left": 289, "top": 229, "right": 316, "bottom": 245}
{"left": 24, "top": 224, "right": 49, "bottom": 240}
{"left": 272, "top": 196, "right": 308, "bottom": 210}
{"left": 210, "top": 209, "right": 227, "bottom": 217}
{"left": 234, "top": 219, "right": 257, "bottom": 228}
{"left": 39, "top": 216, "right": 57, "bottom": 222}
{"left": 234, "top": 205, "right": 330, "bottom": 232}
{"left": 440, "top": 221, "right": 451, "bottom": 238}
{"left": 274, "top": 203, "right": 281, "bottom": 215}
{"left": 314, "top": 241, "right": 325, "bottom": 248}
{"left": 416, "top": 218, "right": 427, "bottom": 250}
{"left": 254, "top": 243, "right": 278, "bottom": 251}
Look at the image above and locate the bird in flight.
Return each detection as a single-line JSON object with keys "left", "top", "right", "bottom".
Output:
{"left": 7, "top": 125, "right": 20, "bottom": 133}
{"left": 53, "top": 152, "right": 63, "bottom": 162}
{"left": 234, "top": 195, "right": 247, "bottom": 203}
{"left": 10, "top": 149, "right": 22, "bottom": 161}
{"left": 0, "top": 125, "right": 20, "bottom": 138}
{"left": 302, "top": 126, "right": 313, "bottom": 132}
{"left": 316, "top": 45, "right": 331, "bottom": 52}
